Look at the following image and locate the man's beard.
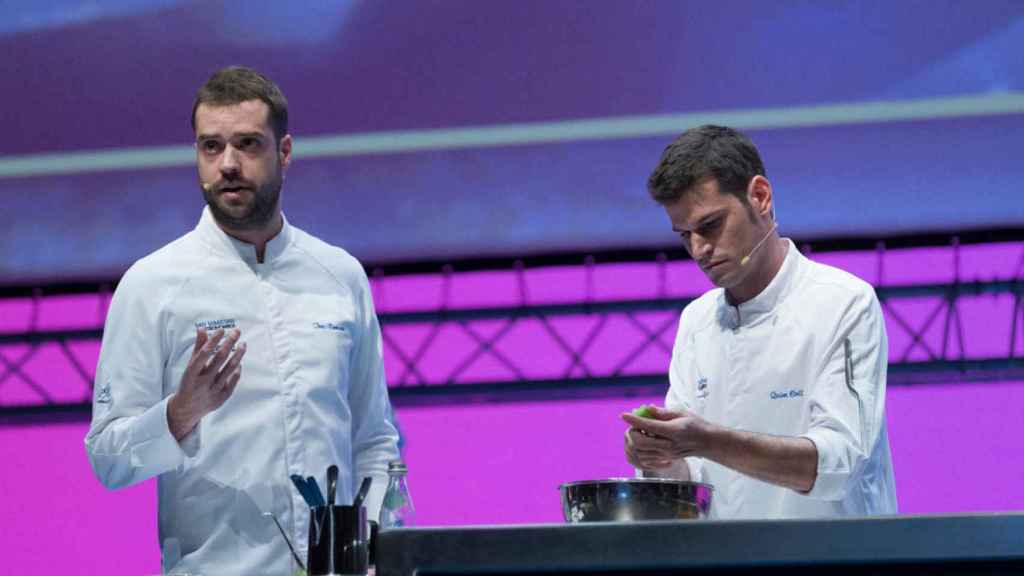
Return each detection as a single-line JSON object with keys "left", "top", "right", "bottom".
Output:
{"left": 202, "top": 173, "right": 281, "bottom": 232}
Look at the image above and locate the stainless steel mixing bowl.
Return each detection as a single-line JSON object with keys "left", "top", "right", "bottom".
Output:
{"left": 559, "top": 478, "right": 713, "bottom": 522}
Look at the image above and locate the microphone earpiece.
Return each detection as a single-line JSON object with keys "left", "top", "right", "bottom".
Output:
{"left": 739, "top": 221, "right": 779, "bottom": 267}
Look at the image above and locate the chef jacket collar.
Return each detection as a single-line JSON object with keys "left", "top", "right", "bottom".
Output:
{"left": 196, "top": 206, "right": 294, "bottom": 268}
{"left": 717, "top": 238, "right": 801, "bottom": 328}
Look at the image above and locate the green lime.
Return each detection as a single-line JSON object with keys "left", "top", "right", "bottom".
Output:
{"left": 632, "top": 405, "right": 655, "bottom": 418}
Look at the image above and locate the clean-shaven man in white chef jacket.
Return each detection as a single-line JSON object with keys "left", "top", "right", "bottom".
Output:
{"left": 85, "top": 66, "right": 400, "bottom": 575}
{"left": 623, "top": 125, "right": 897, "bottom": 519}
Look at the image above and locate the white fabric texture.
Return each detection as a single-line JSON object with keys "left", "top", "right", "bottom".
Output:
{"left": 667, "top": 239, "right": 897, "bottom": 519}
{"left": 85, "top": 207, "right": 399, "bottom": 575}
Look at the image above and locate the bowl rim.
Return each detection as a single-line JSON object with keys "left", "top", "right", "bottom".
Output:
{"left": 558, "top": 478, "right": 714, "bottom": 491}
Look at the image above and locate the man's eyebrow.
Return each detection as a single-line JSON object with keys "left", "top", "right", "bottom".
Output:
{"left": 672, "top": 210, "right": 726, "bottom": 232}
{"left": 196, "top": 131, "right": 266, "bottom": 141}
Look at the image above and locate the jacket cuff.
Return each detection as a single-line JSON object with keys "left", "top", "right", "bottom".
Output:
{"left": 129, "top": 395, "right": 189, "bottom": 472}
{"left": 800, "top": 429, "right": 853, "bottom": 500}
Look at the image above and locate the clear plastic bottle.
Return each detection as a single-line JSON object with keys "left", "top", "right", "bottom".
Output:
{"left": 378, "top": 460, "right": 415, "bottom": 529}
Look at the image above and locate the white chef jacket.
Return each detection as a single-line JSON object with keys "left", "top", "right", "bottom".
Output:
{"left": 667, "top": 239, "right": 897, "bottom": 519}
{"left": 85, "top": 207, "right": 400, "bottom": 575}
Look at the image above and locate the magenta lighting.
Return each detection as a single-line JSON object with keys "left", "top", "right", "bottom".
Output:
{"left": 1, "top": 239, "right": 1023, "bottom": 574}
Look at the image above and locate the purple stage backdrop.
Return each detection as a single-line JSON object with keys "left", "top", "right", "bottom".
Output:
{"left": 2, "top": 4, "right": 1024, "bottom": 573}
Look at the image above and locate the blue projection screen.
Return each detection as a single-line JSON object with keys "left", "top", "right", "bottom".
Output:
{"left": 2, "top": 1, "right": 1023, "bottom": 282}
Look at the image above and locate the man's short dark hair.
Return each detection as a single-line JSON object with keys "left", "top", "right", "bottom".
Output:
{"left": 191, "top": 66, "right": 288, "bottom": 142}
{"left": 647, "top": 125, "right": 765, "bottom": 205}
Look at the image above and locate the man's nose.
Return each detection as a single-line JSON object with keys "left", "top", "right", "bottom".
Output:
{"left": 219, "top": 145, "right": 241, "bottom": 176}
{"left": 690, "top": 235, "right": 712, "bottom": 260}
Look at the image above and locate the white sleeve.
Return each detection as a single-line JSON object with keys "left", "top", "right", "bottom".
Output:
{"left": 801, "top": 289, "right": 888, "bottom": 500}
{"left": 84, "top": 267, "right": 189, "bottom": 490}
{"left": 347, "top": 269, "right": 400, "bottom": 521}
{"left": 664, "top": 308, "right": 704, "bottom": 482}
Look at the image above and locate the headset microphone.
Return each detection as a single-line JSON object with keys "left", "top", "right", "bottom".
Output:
{"left": 201, "top": 182, "right": 212, "bottom": 192}
{"left": 739, "top": 220, "right": 779, "bottom": 267}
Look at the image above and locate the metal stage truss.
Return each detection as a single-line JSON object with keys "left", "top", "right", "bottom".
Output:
{"left": 2, "top": 235, "right": 1023, "bottom": 424}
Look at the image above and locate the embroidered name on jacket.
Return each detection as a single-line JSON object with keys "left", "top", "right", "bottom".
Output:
{"left": 313, "top": 322, "right": 347, "bottom": 332}
{"left": 770, "top": 389, "right": 804, "bottom": 400}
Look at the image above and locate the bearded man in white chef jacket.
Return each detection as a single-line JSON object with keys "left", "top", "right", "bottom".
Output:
{"left": 623, "top": 125, "right": 897, "bottom": 519}
{"left": 85, "top": 66, "right": 400, "bottom": 574}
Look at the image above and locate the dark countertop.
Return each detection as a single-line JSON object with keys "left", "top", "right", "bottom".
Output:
{"left": 376, "top": 513, "right": 1024, "bottom": 575}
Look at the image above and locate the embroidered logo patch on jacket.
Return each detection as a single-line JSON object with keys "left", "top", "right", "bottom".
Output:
{"left": 696, "top": 377, "right": 709, "bottom": 399}
{"left": 194, "top": 318, "right": 237, "bottom": 331}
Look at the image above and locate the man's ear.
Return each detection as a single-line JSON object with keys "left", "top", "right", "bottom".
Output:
{"left": 747, "top": 175, "right": 773, "bottom": 218}
{"left": 278, "top": 134, "right": 293, "bottom": 170}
